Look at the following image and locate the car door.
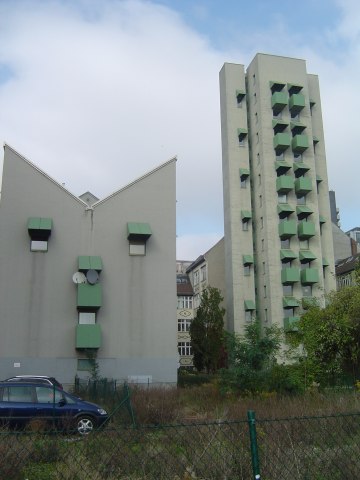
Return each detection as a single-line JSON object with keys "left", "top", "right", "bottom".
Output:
{"left": 0, "top": 385, "right": 36, "bottom": 426}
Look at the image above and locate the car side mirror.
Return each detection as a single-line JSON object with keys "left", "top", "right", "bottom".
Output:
{"left": 58, "top": 398, "right": 66, "bottom": 407}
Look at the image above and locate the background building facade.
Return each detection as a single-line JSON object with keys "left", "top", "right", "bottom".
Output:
{"left": 0, "top": 144, "right": 177, "bottom": 384}
{"left": 220, "top": 54, "right": 336, "bottom": 334}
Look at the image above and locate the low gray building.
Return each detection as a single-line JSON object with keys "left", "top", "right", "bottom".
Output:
{"left": 0, "top": 144, "right": 177, "bottom": 385}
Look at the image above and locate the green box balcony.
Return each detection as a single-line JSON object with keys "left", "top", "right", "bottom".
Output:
{"left": 276, "top": 176, "right": 294, "bottom": 194}
{"left": 292, "top": 134, "right": 309, "bottom": 153}
{"left": 284, "top": 316, "right": 300, "bottom": 332}
{"left": 289, "top": 93, "right": 305, "bottom": 115}
{"left": 281, "top": 268, "right": 300, "bottom": 285}
{"left": 271, "top": 91, "right": 288, "bottom": 114}
{"left": 272, "top": 119, "right": 288, "bottom": 134}
{"left": 273, "top": 133, "right": 291, "bottom": 153}
{"left": 301, "top": 268, "right": 319, "bottom": 285}
{"left": 295, "top": 177, "right": 312, "bottom": 196}
{"left": 298, "top": 221, "right": 316, "bottom": 239}
{"left": 77, "top": 284, "right": 102, "bottom": 309}
{"left": 280, "top": 249, "right": 297, "bottom": 261}
{"left": 278, "top": 220, "right": 297, "bottom": 239}
{"left": 296, "top": 205, "right": 313, "bottom": 220}
{"left": 76, "top": 324, "right": 101, "bottom": 349}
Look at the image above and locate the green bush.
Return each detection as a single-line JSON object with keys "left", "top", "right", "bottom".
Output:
{"left": 266, "top": 364, "right": 305, "bottom": 395}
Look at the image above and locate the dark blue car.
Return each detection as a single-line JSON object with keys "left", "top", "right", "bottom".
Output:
{"left": 0, "top": 381, "right": 109, "bottom": 434}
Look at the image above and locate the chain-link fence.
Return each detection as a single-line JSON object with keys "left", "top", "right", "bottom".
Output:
{"left": 1, "top": 393, "right": 360, "bottom": 479}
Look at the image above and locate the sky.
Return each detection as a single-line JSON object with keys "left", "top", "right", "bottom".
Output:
{"left": 0, "top": 0, "right": 359, "bottom": 260}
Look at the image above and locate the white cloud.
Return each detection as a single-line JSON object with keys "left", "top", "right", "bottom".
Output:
{"left": 0, "top": 0, "right": 359, "bottom": 262}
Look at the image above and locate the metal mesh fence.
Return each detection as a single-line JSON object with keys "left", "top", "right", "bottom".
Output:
{"left": 1, "top": 395, "right": 360, "bottom": 479}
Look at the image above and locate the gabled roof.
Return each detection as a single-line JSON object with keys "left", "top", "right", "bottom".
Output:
{"left": 336, "top": 253, "right": 360, "bottom": 276}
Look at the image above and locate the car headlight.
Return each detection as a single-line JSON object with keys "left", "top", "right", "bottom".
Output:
{"left": 97, "top": 408, "right": 107, "bottom": 415}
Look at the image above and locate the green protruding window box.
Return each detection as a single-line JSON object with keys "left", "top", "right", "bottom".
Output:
{"left": 241, "top": 210, "right": 252, "bottom": 222}
{"left": 284, "top": 316, "right": 300, "bottom": 332}
{"left": 239, "top": 168, "right": 250, "bottom": 180}
{"left": 323, "top": 257, "right": 330, "bottom": 267}
{"left": 301, "top": 268, "right": 319, "bottom": 285}
{"left": 283, "top": 297, "right": 299, "bottom": 307}
{"left": 293, "top": 162, "right": 310, "bottom": 178}
{"left": 292, "top": 134, "right": 309, "bottom": 153}
{"left": 289, "top": 93, "right": 305, "bottom": 114}
{"left": 278, "top": 220, "right": 297, "bottom": 239}
{"left": 76, "top": 324, "right": 101, "bottom": 349}
{"left": 243, "top": 255, "right": 254, "bottom": 266}
{"left": 290, "top": 121, "right": 306, "bottom": 135}
{"left": 299, "top": 250, "right": 317, "bottom": 263}
{"left": 27, "top": 217, "right": 52, "bottom": 240}
{"left": 278, "top": 204, "right": 295, "bottom": 219}
{"left": 319, "top": 215, "right": 326, "bottom": 224}
{"left": 310, "top": 99, "right": 316, "bottom": 107}
{"left": 77, "top": 283, "right": 102, "bottom": 309}
{"left": 271, "top": 92, "right": 288, "bottom": 114}
{"left": 295, "top": 177, "right": 312, "bottom": 196}
{"left": 296, "top": 205, "right": 313, "bottom": 220}
{"left": 313, "top": 136, "right": 319, "bottom": 144}
{"left": 270, "top": 81, "right": 286, "bottom": 93}
{"left": 316, "top": 175, "right": 323, "bottom": 183}
{"left": 276, "top": 175, "right": 294, "bottom": 194}
{"left": 275, "top": 161, "right": 292, "bottom": 175}
{"left": 236, "top": 89, "right": 245, "bottom": 102}
{"left": 298, "top": 221, "right": 316, "bottom": 239}
{"left": 78, "top": 256, "right": 102, "bottom": 272}
{"left": 244, "top": 300, "right": 256, "bottom": 311}
{"left": 237, "top": 128, "right": 248, "bottom": 142}
{"left": 280, "top": 249, "right": 297, "bottom": 261}
{"left": 281, "top": 268, "right": 300, "bottom": 285}
{"left": 127, "top": 222, "right": 152, "bottom": 241}
{"left": 273, "top": 133, "right": 291, "bottom": 153}
{"left": 272, "top": 119, "right": 288, "bottom": 134}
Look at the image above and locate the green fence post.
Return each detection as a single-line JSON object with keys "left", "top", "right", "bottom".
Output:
{"left": 247, "top": 410, "right": 261, "bottom": 480}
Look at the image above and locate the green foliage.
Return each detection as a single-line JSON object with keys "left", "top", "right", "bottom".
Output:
{"left": 220, "top": 321, "right": 282, "bottom": 394}
{"left": 189, "top": 287, "right": 225, "bottom": 373}
{"left": 267, "top": 363, "right": 305, "bottom": 395}
{"left": 294, "top": 281, "right": 360, "bottom": 386}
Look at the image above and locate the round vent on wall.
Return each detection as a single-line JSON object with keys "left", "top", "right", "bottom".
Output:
{"left": 86, "top": 269, "right": 99, "bottom": 285}
{"left": 72, "top": 272, "right": 87, "bottom": 284}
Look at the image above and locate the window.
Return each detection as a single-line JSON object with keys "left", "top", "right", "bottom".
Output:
{"left": 261, "top": 239, "right": 264, "bottom": 251}
{"left": 177, "top": 296, "right": 193, "bottom": 309}
{"left": 127, "top": 222, "right": 152, "bottom": 256}
{"left": 278, "top": 193, "right": 287, "bottom": 204}
{"left": 282, "top": 260, "right": 292, "bottom": 270}
{"left": 36, "top": 386, "right": 63, "bottom": 404}
{"left": 255, "top": 112, "right": 258, "bottom": 123}
{"left": 283, "top": 285, "right": 293, "bottom": 296}
{"left": 256, "top": 132, "right": 259, "bottom": 143}
{"left": 178, "top": 318, "right": 191, "bottom": 332}
{"left": 299, "top": 239, "right": 309, "bottom": 249}
{"left": 193, "top": 270, "right": 200, "bottom": 285}
{"left": 262, "top": 262, "right": 266, "bottom": 274}
{"left": 78, "top": 312, "right": 96, "bottom": 324}
{"left": 297, "top": 195, "right": 306, "bottom": 205}
{"left": 245, "top": 310, "right": 253, "bottom": 322}
{"left": 264, "top": 309, "right": 268, "bottom": 322}
{"left": 301, "top": 261, "right": 311, "bottom": 270}
{"left": 178, "top": 341, "right": 192, "bottom": 356}
{"left": 194, "top": 294, "right": 200, "bottom": 308}
{"left": 31, "top": 240, "right": 48, "bottom": 252}
{"left": 293, "top": 152, "right": 302, "bottom": 162}
{"left": 273, "top": 110, "right": 282, "bottom": 119}
{"left": 242, "top": 221, "right": 249, "bottom": 231}
{"left": 1, "top": 386, "right": 33, "bottom": 402}
{"left": 241, "top": 178, "right": 247, "bottom": 188}
{"left": 257, "top": 153, "right": 260, "bottom": 164}
{"left": 28, "top": 217, "right": 52, "bottom": 252}
{"left": 283, "top": 308, "right": 295, "bottom": 318}
{"left": 264, "top": 285, "right": 267, "bottom": 297}
{"left": 276, "top": 151, "right": 284, "bottom": 161}
{"left": 258, "top": 174, "right": 261, "bottom": 186}
{"left": 291, "top": 112, "right": 300, "bottom": 121}
{"left": 281, "top": 238, "right": 290, "bottom": 248}
{"left": 244, "top": 265, "right": 250, "bottom": 276}
{"left": 302, "top": 285, "right": 312, "bottom": 297}
{"left": 201, "top": 265, "right": 207, "bottom": 282}
{"left": 254, "top": 93, "right": 257, "bottom": 104}
{"left": 260, "top": 216, "right": 264, "bottom": 229}
{"left": 259, "top": 195, "right": 262, "bottom": 207}
{"left": 129, "top": 241, "right": 146, "bottom": 256}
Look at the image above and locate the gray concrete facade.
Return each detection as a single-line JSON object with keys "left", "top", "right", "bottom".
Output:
{"left": 0, "top": 144, "right": 177, "bottom": 384}
{"left": 220, "top": 54, "right": 336, "bottom": 334}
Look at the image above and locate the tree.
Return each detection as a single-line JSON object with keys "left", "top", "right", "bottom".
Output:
{"left": 294, "top": 276, "right": 360, "bottom": 386}
{"left": 220, "top": 321, "right": 282, "bottom": 393}
{"left": 189, "top": 287, "right": 225, "bottom": 373}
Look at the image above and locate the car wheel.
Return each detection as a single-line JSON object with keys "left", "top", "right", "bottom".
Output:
{"left": 76, "top": 416, "right": 95, "bottom": 435}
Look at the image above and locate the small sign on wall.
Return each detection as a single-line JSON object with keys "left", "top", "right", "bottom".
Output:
{"left": 14, "top": 363, "right": 20, "bottom": 368}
